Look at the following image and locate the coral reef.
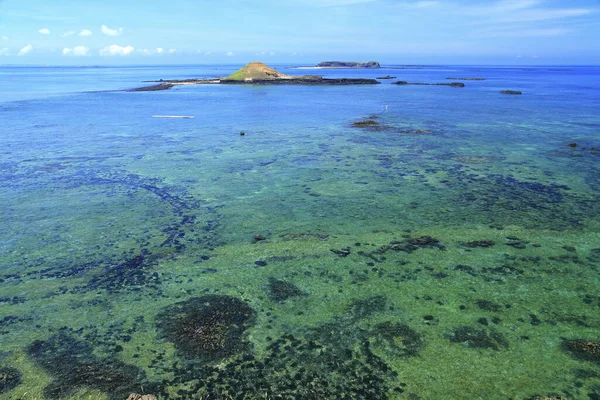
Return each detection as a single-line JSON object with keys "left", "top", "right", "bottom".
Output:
{"left": 446, "top": 326, "right": 509, "bottom": 350}
{"left": 27, "top": 332, "right": 157, "bottom": 400}
{"left": 562, "top": 339, "right": 600, "bottom": 363}
{"left": 267, "top": 278, "right": 305, "bottom": 302}
{"left": 155, "top": 295, "right": 256, "bottom": 360}
{"left": 0, "top": 366, "right": 22, "bottom": 394}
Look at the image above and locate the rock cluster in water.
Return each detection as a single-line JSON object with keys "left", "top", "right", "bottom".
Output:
{"left": 316, "top": 61, "right": 380, "bottom": 68}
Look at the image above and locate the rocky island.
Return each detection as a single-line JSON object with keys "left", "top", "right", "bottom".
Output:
{"left": 130, "top": 62, "right": 379, "bottom": 91}
{"left": 316, "top": 61, "right": 381, "bottom": 68}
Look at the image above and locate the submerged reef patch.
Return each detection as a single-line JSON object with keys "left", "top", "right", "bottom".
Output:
{"left": 158, "top": 295, "right": 417, "bottom": 399}
{"left": 446, "top": 326, "right": 509, "bottom": 350}
{"left": 370, "top": 321, "right": 424, "bottom": 358}
{"left": 0, "top": 366, "right": 22, "bottom": 394}
{"left": 155, "top": 295, "right": 256, "bottom": 361}
{"left": 27, "top": 332, "right": 157, "bottom": 400}
{"left": 267, "top": 278, "right": 305, "bottom": 302}
{"left": 562, "top": 339, "right": 600, "bottom": 364}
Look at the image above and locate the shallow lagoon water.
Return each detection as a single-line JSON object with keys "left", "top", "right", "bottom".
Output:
{"left": 1, "top": 64, "right": 599, "bottom": 399}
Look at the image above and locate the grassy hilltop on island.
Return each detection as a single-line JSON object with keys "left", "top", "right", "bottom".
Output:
{"left": 224, "top": 62, "right": 293, "bottom": 81}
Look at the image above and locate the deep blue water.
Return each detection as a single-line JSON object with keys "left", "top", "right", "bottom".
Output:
{"left": 1, "top": 64, "right": 599, "bottom": 399}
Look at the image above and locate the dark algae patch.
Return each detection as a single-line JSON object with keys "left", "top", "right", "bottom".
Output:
{"left": 155, "top": 295, "right": 256, "bottom": 360}
{"left": 563, "top": 339, "right": 600, "bottom": 363}
{"left": 0, "top": 366, "right": 22, "bottom": 394}
{"left": 159, "top": 295, "right": 414, "bottom": 399}
{"left": 27, "top": 332, "right": 158, "bottom": 399}
{"left": 267, "top": 278, "right": 305, "bottom": 302}
{"left": 446, "top": 326, "right": 509, "bottom": 350}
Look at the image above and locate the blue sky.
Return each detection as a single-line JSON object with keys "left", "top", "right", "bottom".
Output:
{"left": 0, "top": 0, "right": 598, "bottom": 65}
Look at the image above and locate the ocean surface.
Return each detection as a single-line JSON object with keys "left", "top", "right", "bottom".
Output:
{"left": 1, "top": 64, "right": 599, "bottom": 400}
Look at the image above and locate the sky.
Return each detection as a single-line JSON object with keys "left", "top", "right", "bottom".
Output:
{"left": 0, "top": 0, "right": 599, "bottom": 65}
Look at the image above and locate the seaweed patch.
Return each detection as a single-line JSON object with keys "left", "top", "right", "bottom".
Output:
{"left": 0, "top": 366, "right": 22, "bottom": 394}
{"left": 159, "top": 295, "right": 414, "bottom": 399}
{"left": 155, "top": 295, "right": 256, "bottom": 361}
{"left": 27, "top": 332, "right": 158, "bottom": 400}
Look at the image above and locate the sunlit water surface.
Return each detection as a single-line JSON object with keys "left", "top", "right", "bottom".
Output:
{"left": 1, "top": 64, "right": 599, "bottom": 400}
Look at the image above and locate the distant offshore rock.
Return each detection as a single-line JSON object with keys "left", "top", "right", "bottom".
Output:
{"left": 501, "top": 90, "right": 523, "bottom": 95}
{"left": 130, "top": 62, "right": 380, "bottom": 90}
{"left": 394, "top": 81, "right": 465, "bottom": 87}
{"left": 317, "top": 61, "right": 381, "bottom": 68}
{"left": 447, "top": 77, "right": 486, "bottom": 81}
{"left": 220, "top": 77, "right": 380, "bottom": 85}
{"left": 128, "top": 83, "right": 174, "bottom": 92}
{"left": 377, "top": 75, "right": 397, "bottom": 79}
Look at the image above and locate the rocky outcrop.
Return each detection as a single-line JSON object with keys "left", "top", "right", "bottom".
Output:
{"left": 317, "top": 61, "right": 380, "bottom": 68}
{"left": 126, "top": 394, "right": 157, "bottom": 400}
{"left": 501, "top": 90, "right": 522, "bottom": 95}
{"left": 394, "top": 81, "right": 465, "bottom": 87}
{"left": 377, "top": 75, "right": 396, "bottom": 79}
{"left": 447, "top": 77, "right": 486, "bottom": 81}
{"left": 220, "top": 77, "right": 380, "bottom": 85}
{"left": 128, "top": 83, "right": 174, "bottom": 92}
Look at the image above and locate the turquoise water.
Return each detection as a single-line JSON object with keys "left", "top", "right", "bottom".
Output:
{"left": 1, "top": 64, "right": 599, "bottom": 399}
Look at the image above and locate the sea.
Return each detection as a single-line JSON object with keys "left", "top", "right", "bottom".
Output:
{"left": 0, "top": 64, "right": 599, "bottom": 400}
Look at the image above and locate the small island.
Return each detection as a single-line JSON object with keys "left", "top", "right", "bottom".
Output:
{"left": 316, "top": 61, "right": 381, "bottom": 68}
{"left": 130, "top": 62, "right": 380, "bottom": 91}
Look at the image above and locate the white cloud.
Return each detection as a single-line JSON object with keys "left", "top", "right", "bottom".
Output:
{"left": 0, "top": 48, "right": 9, "bottom": 56}
{"left": 63, "top": 46, "right": 90, "bottom": 56}
{"left": 226, "top": 51, "right": 234, "bottom": 56}
{"left": 100, "top": 44, "right": 134, "bottom": 56}
{"left": 61, "top": 30, "right": 76, "bottom": 37}
{"left": 101, "top": 25, "right": 123, "bottom": 36}
{"left": 156, "top": 48, "right": 164, "bottom": 54}
{"left": 481, "top": 27, "right": 571, "bottom": 37}
{"left": 408, "top": 1, "right": 440, "bottom": 8}
{"left": 168, "top": 48, "right": 176, "bottom": 54}
{"left": 39, "top": 28, "right": 51, "bottom": 35}
{"left": 18, "top": 44, "right": 33, "bottom": 56}
{"left": 292, "top": 0, "right": 376, "bottom": 6}
{"left": 1, "top": 36, "right": 8, "bottom": 41}
{"left": 466, "top": 0, "right": 592, "bottom": 22}
{"left": 79, "top": 29, "right": 93, "bottom": 36}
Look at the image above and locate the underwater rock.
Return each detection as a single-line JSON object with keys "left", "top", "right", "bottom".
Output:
{"left": 331, "top": 247, "right": 351, "bottom": 257}
{"left": 155, "top": 295, "right": 256, "bottom": 361}
{"left": 126, "top": 394, "right": 158, "bottom": 400}
{"left": 460, "top": 240, "right": 496, "bottom": 248}
{"left": 370, "top": 321, "right": 424, "bottom": 357}
{"left": 562, "top": 339, "right": 600, "bottom": 363}
{"left": 27, "top": 332, "right": 157, "bottom": 400}
{"left": 346, "top": 295, "right": 387, "bottom": 320}
{"left": 86, "top": 254, "right": 161, "bottom": 293}
{"left": 407, "top": 236, "right": 439, "bottom": 247}
{"left": 159, "top": 292, "right": 402, "bottom": 399}
{"left": 0, "top": 366, "right": 22, "bottom": 394}
{"left": 253, "top": 234, "right": 267, "bottom": 242}
{"left": 267, "top": 278, "right": 305, "bottom": 302}
{"left": 475, "top": 299, "right": 503, "bottom": 312}
{"left": 446, "top": 326, "right": 509, "bottom": 350}
{"left": 352, "top": 119, "right": 381, "bottom": 128}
